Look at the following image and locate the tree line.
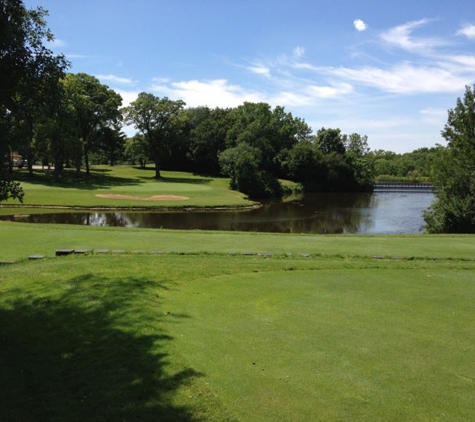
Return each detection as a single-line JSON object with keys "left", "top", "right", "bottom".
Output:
{"left": 1, "top": 2, "right": 374, "bottom": 200}
{"left": 2, "top": 0, "right": 475, "bottom": 232}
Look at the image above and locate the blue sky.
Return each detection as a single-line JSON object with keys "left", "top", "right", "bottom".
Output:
{"left": 25, "top": 0, "right": 475, "bottom": 152}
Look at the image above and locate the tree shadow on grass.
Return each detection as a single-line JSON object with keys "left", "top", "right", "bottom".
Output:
{"left": 133, "top": 167, "right": 213, "bottom": 185}
{"left": 0, "top": 273, "right": 202, "bottom": 421}
{"left": 139, "top": 175, "right": 213, "bottom": 186}
{"left": 14, "top": 168, "right": 143, "bottom": 190}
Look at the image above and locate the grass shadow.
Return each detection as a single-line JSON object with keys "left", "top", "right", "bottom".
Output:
{"left": 0, "top": 273, "right": 202, "bottom": 421}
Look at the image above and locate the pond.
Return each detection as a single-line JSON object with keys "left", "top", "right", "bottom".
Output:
{"left": 1, "top": 191, "right": 434, "bottom": 234}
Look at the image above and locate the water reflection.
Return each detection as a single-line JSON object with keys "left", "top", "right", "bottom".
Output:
{"left": 1, "top": 192, "right": 434, "bottom": 234}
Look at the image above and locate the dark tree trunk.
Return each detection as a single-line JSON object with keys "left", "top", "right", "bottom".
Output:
{"left": 154, "top": 159, "right": 161, "bottom": 178}
{"left": 152, "top": 151, "right": 161, "bottom": 178}
{"left": 54, "top": 157, "right": 63, "bottom": 181}
{"left": 84, "top": 147, "right": 90, "bottom": 176}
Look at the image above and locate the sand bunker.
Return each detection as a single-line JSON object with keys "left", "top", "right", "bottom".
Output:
{"left": 96, "top": 194, "right": 189, "bottom": 201}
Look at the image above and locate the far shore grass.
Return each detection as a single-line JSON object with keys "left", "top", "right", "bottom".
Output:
{"left": 1, "top": 165, "right": 475, "bottom": 420}
{"left": 1, "top": 165, "right": 257, "bottom": 209}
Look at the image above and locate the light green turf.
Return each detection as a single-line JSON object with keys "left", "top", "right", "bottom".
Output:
{"left": 171, "top": 267, "right": 475, "bottom": 421}
{"left": 1, "top": 220, "right": 475, "bottom": 261}
{"left": 1, "top": 252, "right": 474, "bottom": 421}
{"left": 1, "top": 165, "right": 255, "bottom": 208}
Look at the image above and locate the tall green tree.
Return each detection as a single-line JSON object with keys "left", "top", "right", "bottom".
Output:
{"left": 284, "top": 140, "right": 325, "bottom": 191}
{"left": 344, "top": 133, "right": 374, "bottom": 191}
{"left": 219, "top": 142, "right": 283, "bottom": 198}
{"left": 424, "top": 85, "right": 475, "bottom": 233}
{"left": 123, "top": 93, "right": 185, "bottom": 178}
{"left": 186, "top": 107, "right": 230, "bottom": 175}
{"left": 1, "top": 0, "right": 67, "bottom": 200}
{"left": 62, "top": 73, "right": 122, "bottom": 175}
{"left": 315, "top": 128, "right": 346, "bottom": 155}
{"left": 124, "top": 134, "right": 149, "bottom": 168}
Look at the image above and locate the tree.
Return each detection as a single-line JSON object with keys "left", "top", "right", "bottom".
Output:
{"left": 344, "top": 133, "right": 374, "bottom": 191}
{"left": 284, "top": 140, "right": 325, "bottom": 190}
{"left": 123, "top": 93, "right": 185, "bottom": 178}
{"left": 219, "top": 143, "right": 282, "bottom": 198}
{"left": 315, "top": 128, "right": 346, "bottom": 155}
{"left": 95, "top": 125, "right": 125, "bottom": 166}
{"left": 63, "top": 73, "right": 122, "bottom": 175}
{"left": 1, "top": 0, "right": 68, "bottom": 200}
{"left": 186, "top": 107, "right": 230, "bottom": 175}
{"left": 124, "top": 134, "right": 149, "bottom": 168}
{"left": 424, "top": 85, "right": 475, "bottom": 233}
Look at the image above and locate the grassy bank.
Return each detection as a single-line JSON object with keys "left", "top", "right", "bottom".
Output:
{"left": 1, "top": 165, "right": 255, "bottom": 209}
{"left": 1, "top": 222, "right": 475, "bottom": 420}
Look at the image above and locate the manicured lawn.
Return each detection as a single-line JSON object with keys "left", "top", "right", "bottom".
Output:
{"left": 1, "top": 225, "right": 475, "bottom": 421}
{"left": 1, "top": 165, "right": 255, "bottom": 208}
{"left": 1, "top": 167, "right": 474, "bottom": 420}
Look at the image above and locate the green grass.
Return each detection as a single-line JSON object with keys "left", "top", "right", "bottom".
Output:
{"left": 2, "top": 165, "right": 255, "bottom": 208}
{"left": 1, "top": 224, "right": 475, "bottom": 421}
{"left": 1, "top": 166, "right": 474, "bottom": 420}
{"left": 2, "top": 221, "right": 475, "bottom": 261}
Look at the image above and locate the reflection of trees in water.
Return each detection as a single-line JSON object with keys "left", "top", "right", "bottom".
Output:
{"left": 216, "top": 193, "right": 375, "bottom": 234}
{"left": 2, "top": 193, "right": 376, "bottom": 234}
{"left": 23, "top": 212, "right": 137, "bottom": 227}
{"left": 1, "top": 192, "right": 433, "bottom": 234}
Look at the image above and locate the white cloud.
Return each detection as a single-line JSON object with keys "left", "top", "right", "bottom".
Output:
{"left": 268, "top": 83, "right": 353, "bottom": 107}
{"left": 293, "top": 46, "right": 306, "bottom": 58}
{"left": 380, "top": 19, "right": 447, "bottom": 53}
{"left": 150, "top": 79, "right": 263, "bottom": 108}
{"left": 353, "top": 19, "right": 367, "bottom": 32}
{"left": 96, "top": 74, "right": 137, "bottom": 86}
{"left": 457, "top": 24, "right": 475, "bottom": 39}
{"left": 420, "top": 107, "right": 446, "bottom": 117}
{"left": 114, "top": 89, "right": 140, "bottom": 107}
{"left": 247, "top": 65, "right": 271, "bottom": 77}
{"left": 307, "top": 83, "right": 353, "bottom": 98}
{"left": 446, "top": 54, "right": 475, "bottom": 68}
{"left": 269, "top": 91, "right": 313, "bottom": 107}
{"left": 325, "top": 63, "right": 469, "bottom": 94}
{"left": 419, "top": 107, "right": 447, "bottom": 127}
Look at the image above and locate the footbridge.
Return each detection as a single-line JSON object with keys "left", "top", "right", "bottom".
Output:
{"left": 373, "top": 182, "right": 433, "bottom": 192}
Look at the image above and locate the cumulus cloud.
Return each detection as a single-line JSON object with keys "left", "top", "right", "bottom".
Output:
{"left": 457, "top": 24, "right": 475, "bottom": 39}
{"left": 114, "top": 89, "right": 140, "bottom": 107}
{"left": 150, "top": 79, "right": 263, "bottom": 108}
{"left": 353, "top": 19, "right": 367, "bottom": 32}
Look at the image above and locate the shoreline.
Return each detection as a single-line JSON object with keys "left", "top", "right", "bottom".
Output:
{"left": 0, "top": 203, "right": 262, "bottom": 212}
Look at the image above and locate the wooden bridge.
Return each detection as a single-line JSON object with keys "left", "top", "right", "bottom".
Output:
{"left": 373, "top": 182, "right": 433, "bottom": 192}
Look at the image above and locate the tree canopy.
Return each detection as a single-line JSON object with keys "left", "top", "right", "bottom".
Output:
{"left": 1, "top": 0, "right": 68, "bottom": 201}
{"left": 122, "top": 92, "right": 185, "bottom": 178}
{"left": 424, "top": 85, "right": 475, "bottom": 233}
{"left": 62, "top": 73, "right": 123, "bottom": 175}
